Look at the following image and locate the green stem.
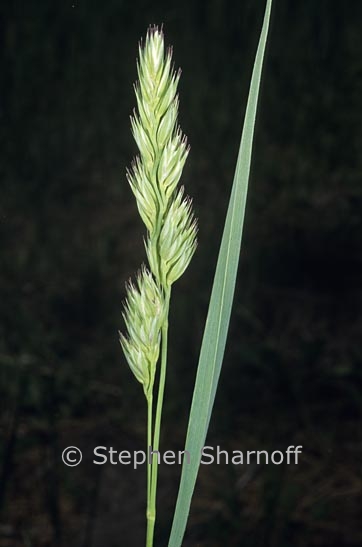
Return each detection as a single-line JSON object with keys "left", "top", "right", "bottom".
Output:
{"left": 146, "top": 287, "right": 171, "bottom": 547}
{"left": 146, "top": 393, "right": 153, "bottom": 535}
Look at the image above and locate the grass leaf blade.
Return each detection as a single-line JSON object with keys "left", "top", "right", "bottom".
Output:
{"left": 168, "top": 1, "right": 273, "bottom": 545}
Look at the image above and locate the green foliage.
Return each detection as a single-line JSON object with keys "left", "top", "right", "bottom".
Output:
{"left": 168, "top": 1, "right": 272, "bottom": 544}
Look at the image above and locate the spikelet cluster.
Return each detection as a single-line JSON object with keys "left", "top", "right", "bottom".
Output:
{"left": 128, "top": 26, "right": 197, "bottom": 285}
{"left": 121, "top": 27, "right": 197, "bottom": 394}
{"left": 120, "top": 268, "right": 164, "bottom": 397}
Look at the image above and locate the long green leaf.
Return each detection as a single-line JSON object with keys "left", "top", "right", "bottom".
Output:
{"left": 168, "top": 1, "right": 273, "bottom": 545}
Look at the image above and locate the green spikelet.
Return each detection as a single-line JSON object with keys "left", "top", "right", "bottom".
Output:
{"left": 120, "top": 267, "right": 164, "bottom": 398}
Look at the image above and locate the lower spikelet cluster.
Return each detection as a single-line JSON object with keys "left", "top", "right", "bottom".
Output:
{"left": 120, "top": 268, "right": 163, "bottom": 397}
{"left": 120, "top": 27, "right": 197, "bottom": 396}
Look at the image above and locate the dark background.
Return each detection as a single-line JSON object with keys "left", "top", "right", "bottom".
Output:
{"left": 1, "top": 0, "right": 361, "bottom": 546}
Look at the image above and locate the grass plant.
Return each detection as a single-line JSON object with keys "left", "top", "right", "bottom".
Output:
{"left": 120, "top": 1, "right": 272, "bottom": 545}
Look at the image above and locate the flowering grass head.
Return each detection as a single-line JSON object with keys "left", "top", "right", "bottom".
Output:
{"left": 119, "top": 28, "right": 198, "bottom": 544}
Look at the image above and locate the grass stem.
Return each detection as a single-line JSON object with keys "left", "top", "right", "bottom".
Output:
{"left": 146, "top": 394, "right": 153, "bottom": 532}
{"left": 146, "top": 287, "right": 171, "bottom": 546}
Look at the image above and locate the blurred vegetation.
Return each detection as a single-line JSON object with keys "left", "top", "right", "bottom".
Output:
{"left": 0, "top": 1, "right": 361, "bottom": 546}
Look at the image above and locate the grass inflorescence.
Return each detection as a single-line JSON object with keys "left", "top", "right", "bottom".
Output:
{"left": 119, "top": 26, "right": 197, "bottom": 547}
